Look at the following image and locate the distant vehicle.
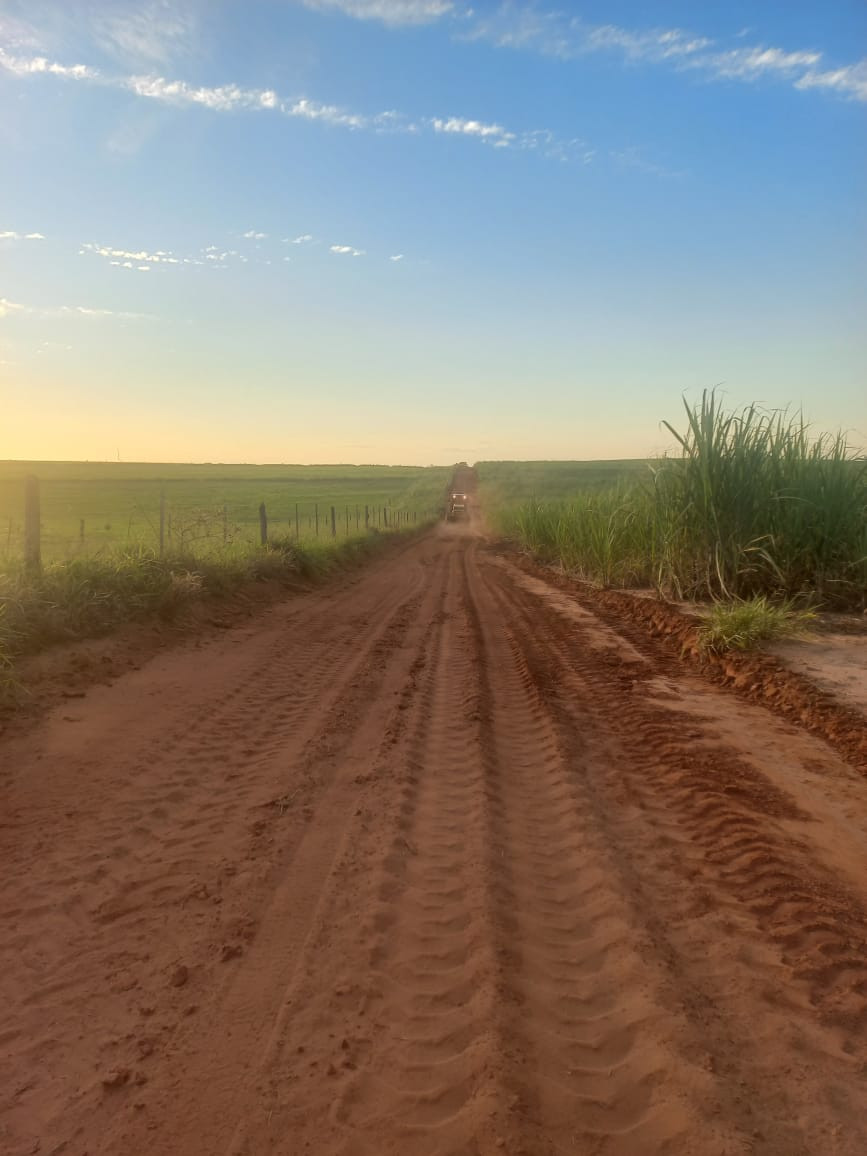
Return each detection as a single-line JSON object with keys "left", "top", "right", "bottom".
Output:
{"left": 447, "top": 492, "right": 468, "bottom": 521}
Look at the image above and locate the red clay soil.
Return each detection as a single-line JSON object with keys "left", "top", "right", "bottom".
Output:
{"left": 507, "top": 551, "right": 867, "bottom": 772}
{"left": 2, "top": 510, "right": 867, "bottom": 1155}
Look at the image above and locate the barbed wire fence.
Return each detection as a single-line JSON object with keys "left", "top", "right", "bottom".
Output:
{"left": 1, "top": 476, "right": 442, "bottom": 570}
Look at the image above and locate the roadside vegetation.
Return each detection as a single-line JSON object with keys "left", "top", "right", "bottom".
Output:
{"left": 0, "top": 464, "right": 451, "bottom": 689}
{"left": 696, "top": 596, "right": 818, "bottom": 655}
{"left": 482, "top": 392, "right": 866, "bottom": 626}
{"left": 0, "top": 531, "right": 428, "bottom": 670}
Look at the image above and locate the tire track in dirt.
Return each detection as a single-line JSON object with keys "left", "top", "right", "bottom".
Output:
{"left": 484, "top": 553, "right": 867, "bottom": 1153}
{"left": 99, "top": 546, "right": 455, "bottom": 1156}
{"left": 464, "top": 546, "right": 751, "bottom": 1155}
{"left": 4, "top": 519, "right": 867, "bottom": 1155}
{"left": 0, "top": 544, "right": 443, "bottom": 1156}
{"left": 317, "top": 543, "right": 511, "bottom": 1153}
{"left": 185, "top": 538, "right": 477, "bottom": 1155}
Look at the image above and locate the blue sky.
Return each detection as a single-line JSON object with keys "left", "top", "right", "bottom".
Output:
{"left": 1, "top": 0, "right": 864, "bottom": 464}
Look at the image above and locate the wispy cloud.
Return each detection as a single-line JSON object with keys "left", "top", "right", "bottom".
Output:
{"left": 0, "top": 230, "right": 46, "bottom": 240}
{"left": 0, "top": 0, "right": 197, "bottom": 67}
{"left": 695, "top": 45, "right": 822, "bottom": 81}
{"left": 0, "top": 46, "right": 415, "bottom": 132}
{"left": 459, "top": 8, "right": 712, "bottom": 64}
{"left": 795, "top": 59, "right": 867, "bottom": 102}
{"left": 0, "top": 45, "right": 584, "bottom": 163}
{"left": 90, "top": 0, "right": 198, "bottom": 66}
{"left": 81, "top": 242, "right": 181, "bottom": 265}
{"left": 125, "top": 73, "right": 278, "bottom": 113}
{"left": 432, "top": 116, "right": 514, "bottom": 147}
{"left": 0, "top": 296, "right": 151, "bottom": 320}
{"left": 80, "top": 234, "right": 411, "bottom": 271}
{"left": 460, "top": 7, "right": 866, "bottom": 102}
{"left": 298, "top": 0, "right": 455, "bottom": 26}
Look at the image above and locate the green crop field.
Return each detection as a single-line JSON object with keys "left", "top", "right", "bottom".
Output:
{"left": 481, "top": 395, "right": 866, "bottom": 611}
{"left": 476, "top": 459, "right": 649, "bottom": 505}
{"left": 0, "top": 462, "right": 452, "bottom": 562}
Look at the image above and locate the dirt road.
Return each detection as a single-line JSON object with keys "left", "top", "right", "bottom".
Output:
{"left": 2, "top": 510, "right": 867, "bottom": 1155}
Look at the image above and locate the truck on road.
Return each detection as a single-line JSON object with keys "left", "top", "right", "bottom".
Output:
{"left": 447, "top": 492, "right": 469, "bottom": 521}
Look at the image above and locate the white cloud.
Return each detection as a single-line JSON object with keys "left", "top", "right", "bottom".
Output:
{"left": 389, "top": 254, "right": 404, "bottom": 261}
{"left": 298, "top": 0, "right": 454, "bottom": 26}
{"left": 795, "top": 58, "right": 867, "bottom": 102}
{"left": 330, "top": 244, "right": 366, "bottom": 256}
{"left": 0, "top": 47, "right": 98, "bottom": 78}
{"left": 0, "top": 296, "right": 150, "bottom": 320}
{"left": 286, "top": 97, "right": 368, "bottom": 129}
{"left": 0, "top": 43, "right": 585, "bottom": 161}
{"left": 125, "top": 74, "right": 274, "bottom": 112}
{"left": 462, "top": 8, "right": 866, "bottom": 103}
{"left": 287, "top": 234, "right": 315, "bottom": 244}
{"left": 242, "top": 230, "right": 268, "bottom": 239}
{"left": 698, "top": 45, "right": 822, "bottom": 80}
{"left": 81, "top": 241, "right": 182, "bottom": 266}
{"left": 581, "top": 24, "right": 711, "bottom": 62}
{"left": 0, "top": 229, "right": 46, "bottom": 240}
{"left": 0, "top": 46, "right": 399, "bottom": 129}
{"left": 459, "top": 9, "right": 710, "bottom": 63}
{"left": 432, "top": 115, "right": 513, "bottom": 142}
{"left": 429, "top": 114, "right": 589, "bottom": 158}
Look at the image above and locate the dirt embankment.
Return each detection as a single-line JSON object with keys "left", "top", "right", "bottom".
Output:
{"left": 504, "top": 549, "right": 867, "bottom": 772}
{"left": 2, "top": 520, "right": 867, "bottom": 1155}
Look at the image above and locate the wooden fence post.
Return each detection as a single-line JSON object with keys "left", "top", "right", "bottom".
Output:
{"left": 259, "top": 502, "right": 268, "bottom": 546}
{"left": 356, "top": 504, "right": 360, "bottom": 531}
{"left": 365, "top": 505, "right": 369, "bottom": 529}
{"left": 24, "top": 475, "right": 41, "bottom": 571}
{"left": 330, "top": 506, "right": 336, "bottom": 538}
{"left": 159, "top": 489, "right": 166, "bottom": 557}
{"left": 345, "top": 506, "right": 349, "bottom": 536}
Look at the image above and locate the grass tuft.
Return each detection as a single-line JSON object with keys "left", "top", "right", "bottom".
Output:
{"left": 696, "top": 596, "right": 817, "bottom": 655}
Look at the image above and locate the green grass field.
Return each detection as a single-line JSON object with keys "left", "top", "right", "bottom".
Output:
{"left": 0, "top": 462, "right": 452, "bottom": 561}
